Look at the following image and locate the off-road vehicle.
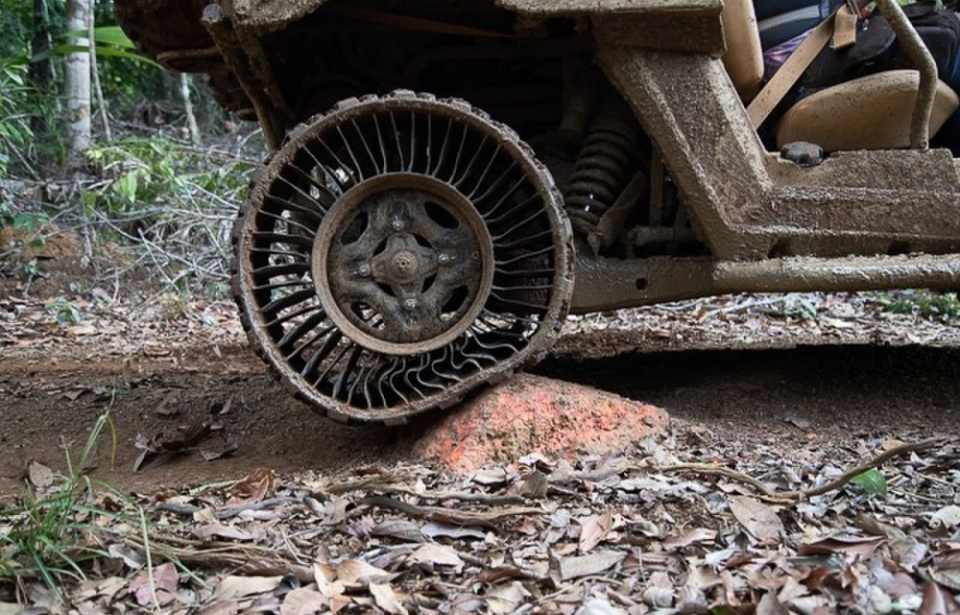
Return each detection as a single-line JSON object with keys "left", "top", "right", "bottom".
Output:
{"left": 115, "top": 0, "right": 960, "bottom": 422}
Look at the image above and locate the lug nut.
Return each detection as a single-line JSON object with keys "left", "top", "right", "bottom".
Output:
{"left": 438, "top": 253, "right": 453, "bottom": 265}
{"left": 403, "top": 298, "right": 419, "bottom": 311}
{"left": 357, "top": 264, "right": 371, "bottom": 277}
{"left": 391, "top": 218, "right": 405, "bottom": 231}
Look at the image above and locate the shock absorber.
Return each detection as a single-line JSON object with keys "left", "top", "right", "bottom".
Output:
{"left": 564, "top": 98, "right": 642, "bottom": 237}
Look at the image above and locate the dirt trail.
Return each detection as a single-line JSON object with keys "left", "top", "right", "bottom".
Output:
{"left": 3, "top": 332, "right": 958, "bottom": 496}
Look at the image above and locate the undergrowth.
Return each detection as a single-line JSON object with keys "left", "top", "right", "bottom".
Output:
{"left": 0, "top": 410, "right": 146, "bottom": 604}
{"left": 872, "top": 289, "right": 960, "bottom": 322}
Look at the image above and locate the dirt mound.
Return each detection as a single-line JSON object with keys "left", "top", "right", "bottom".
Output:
{"left": 413, "top": 374, "right": 668, "bottom": 473}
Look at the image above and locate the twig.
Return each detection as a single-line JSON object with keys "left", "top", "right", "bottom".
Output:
{"left": 658, "top": 437, "right": 950, "bottom": 503}
{"left": 783, "top": 437, "right": 947, "bottom": 499}
{"left": 362, "top": 495, "right": 541, "bottom": 528}
{"left": 659, "top": 463, "right": 786, "bottom": 502}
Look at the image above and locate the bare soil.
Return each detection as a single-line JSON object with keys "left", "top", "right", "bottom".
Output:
{"left": 2, "top": 297, "right": 958, "bottom": 496}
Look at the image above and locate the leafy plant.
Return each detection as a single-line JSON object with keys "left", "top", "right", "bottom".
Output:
{"left": 0, "top": 202, "right": 49, "bottom": 250}
{"left": 47, "top": 297, "right": 83, "bottom": 324}
{"left": 54, "top": 25, "right": 157, "bottom": 67}
{"left": 0, "top": 58, "right": 34, "bottom": 177}
{"left": 873, "top": 290, "right": 960, "bottom": 321}
{"left": 0, "top": 410, "right": 138, "bottom": 603}
{"left": 850, "top": 469, "right": 888, "bottom": 498}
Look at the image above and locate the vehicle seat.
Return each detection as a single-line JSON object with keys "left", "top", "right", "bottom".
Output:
{"left": 720, "top": 0, "right": 960, "bottom": 152}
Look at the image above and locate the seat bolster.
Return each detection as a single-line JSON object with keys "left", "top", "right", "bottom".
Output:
{"left": 774, "top": 70, "right": 960, "bottom": 152}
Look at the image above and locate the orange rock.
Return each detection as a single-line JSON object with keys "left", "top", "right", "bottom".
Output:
{"left": 412, "top": 374, "right": 668, "bottom": 473}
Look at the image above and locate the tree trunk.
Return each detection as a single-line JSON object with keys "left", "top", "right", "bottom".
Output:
{"left": 65, "top": 0, "right": 92, "bottom": 162}
{"left": 89, "top": 8, "right": 111, "bottom": 141}
{"left": 180, "top": 73, "right": 201, "bottom": 146}
{"left": 30, "top": 0, "right": 53, "bottom": 134}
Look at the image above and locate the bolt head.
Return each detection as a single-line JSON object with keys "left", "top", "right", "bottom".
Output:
{"left": 403, "top": 298, "right": 419, "bottom": 311}
{"left": 357, "top": 264, "right": 371, "bottom": 277}
{"left": 438, "top": 254, "right": 453, "bottom": 265}
{"left": 391, "top": 218, "right": 405, "bottom": 231}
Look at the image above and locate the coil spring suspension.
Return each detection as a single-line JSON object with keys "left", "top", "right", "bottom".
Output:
{"left": 564, "top": 100, "right": 642, "bottom": 236}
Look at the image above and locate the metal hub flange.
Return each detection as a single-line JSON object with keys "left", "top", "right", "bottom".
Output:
{"left": 314, "top": 174, "right": 495, "bottom": 355}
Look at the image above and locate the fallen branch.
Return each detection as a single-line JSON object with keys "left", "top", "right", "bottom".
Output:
{"left": 362, "top": 495, "right": 541, "bottom": 529}
{"left": 783, "top": 437, "right": 947, "bottom": 499}
{"left": 658, "top": 437, "right": 951, "bottom": 503}
{"left": 659, "top": 463, "right": 788, "bottom": 503}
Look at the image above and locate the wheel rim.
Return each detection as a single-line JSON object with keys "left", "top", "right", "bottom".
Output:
{"left": 235, "top": 93, "right": 573, "bottom": 422}
{"left": 315, "top": 173, "right": 495, "bottom": 355}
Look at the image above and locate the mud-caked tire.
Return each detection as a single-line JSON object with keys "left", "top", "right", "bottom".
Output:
{"left": 232, "top": 92, "right": 574, "bottom": 423}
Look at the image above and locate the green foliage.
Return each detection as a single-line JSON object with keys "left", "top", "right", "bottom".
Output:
{"left": 48, "top": 297, "right": 83, "bottom": 324}
{"left": 0, "top": 58, "right": 35, "bottom": 176}
{"left": 850, "top": 469, "right": 888, "bottom": 498}
{"left": 0, "top": 201, "right": 49, "bottom": 243}
{"left": 873, "top": 290, "right": 960, "bottom": 321}
{"left": 86, "top": 136, "right": 254, "bottom": 217}
{"left": 54, "top": 25, "right": 159, "bottom": 67}
{"left": 0, "top": 410, "right": 142, "bottom": 604}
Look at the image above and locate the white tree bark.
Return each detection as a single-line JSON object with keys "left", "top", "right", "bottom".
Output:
{"left": 89, "top": 7, "right": 111, "bottom": 141}
{"left": 65, "top": 0, "right": 92, "bottom": 160}
{"left": 180, "top": 73, "right": 201, "bottom": 146}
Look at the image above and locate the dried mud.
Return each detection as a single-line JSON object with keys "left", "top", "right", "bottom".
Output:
{"left": 2, "top": 326, "right": 959, "bottom": 497}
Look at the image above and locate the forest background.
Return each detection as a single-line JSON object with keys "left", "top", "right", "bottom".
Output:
{"left": 0, "top": 0, "right": 261, "bottom": 308}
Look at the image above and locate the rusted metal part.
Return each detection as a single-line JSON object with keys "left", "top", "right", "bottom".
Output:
{"left": 564, "top": 98, "right": 642, "bottom": 237}
{"left": 231, "top": 27, "right": 296, "bottom": 125}
{"left": 155, "top": 46, "right": 221, "bottom": 72}
{"left": 874, "top": 0, "right": 938, "bottom": 150}
{"left": 233, "top": 92, "right": 573, "bottom": 423}
{"left": 591, "top": 13, "right": 726, "bottom": 56}
{"left": 572, "top": 253, "right": 960, "bottom": 313}
{"left": 201, "top": 4, "right": 286, "bottom": 149}
{"left": 322, "top": 6, "right": 513, "bottom": 38}
{"left": 314, "top": 175, "right": 495, "bottom": 355}
{"left": 499, "top": 0, "right": 726, "bottom": 55}
{"left": 596, "top": 46, "right": 768, "bottom": 258}
{"left": 497, "top": 0, "right": 723, "bottom": 16}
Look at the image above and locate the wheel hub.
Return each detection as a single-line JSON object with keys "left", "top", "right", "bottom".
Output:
{"left": 313, "top": 173, "right": 495, "bottom": 355}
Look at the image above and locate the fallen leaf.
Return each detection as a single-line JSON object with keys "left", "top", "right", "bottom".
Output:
{"left": 663, "top": 527, "right": 717, "bottom": 551}
{"left": 197, "top": 602, "right": 241, "bottom": 615}
{"left": 421, "top": 522, "right": 485, "bottom": 540}
{"left": 281, "top": 588, "right": 328, "bottom": 615}
{"left": 26, "top": 460, "right": 54, "bottom": 489}
{"left": 471, "top": 468, "right": 509, "bottom": 486}
{"left": 373, "top": 519, "right": 424, "bottom": 542}
{"left": 756, "top": 592, "right": 790, "bottom": 615}
{"left": 128, "top": 562, "right": 179, "bottom": 607}
{"left": 918, "top": 582, "right": 960, "bottom": 615}
{"left": 336, "top": 559, "right": 390, "bottom": 586}
{"left": 370, "top": 583, "right": 408, "bottom": 615}
{"left": 798, "top": 535, "right": 886, "bottom": 558}
{"left": 932, "top": 550, "right": 960, "bottom": 591}
{"left": 213, "top": 575, "right": 283, "bottom": 601}
{"left": 559, "top": 550, "right": 626, "bottom": 581}
{"left": 933, "top": 506, "right": 960, "bottom": 530}
{"left": 408, "top": 544, "right": 464, "bottom": 572}
{"left": 575, "top": 597, "right": 628, "bottom": 615}
{"left": 194, "top": 523, "right": 255, "bottom": 541}
{"left": 486, "top": 582, "right": 531, "bottom": 615}
{"left": 227, "top": 467, "right": 275, "bottom": 505}
{"left": 729, "top": 496, "right": 783, "bottom": 543}
{"left": 579, "top": 509, "right": 614, "bottom": 553}
{"left": 314, "top": 562, "right": 346, "bottom": 598}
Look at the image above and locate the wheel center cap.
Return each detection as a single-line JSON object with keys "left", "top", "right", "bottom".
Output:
{"left": 390, "top": 250, "right": 418, "bottom": 280}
